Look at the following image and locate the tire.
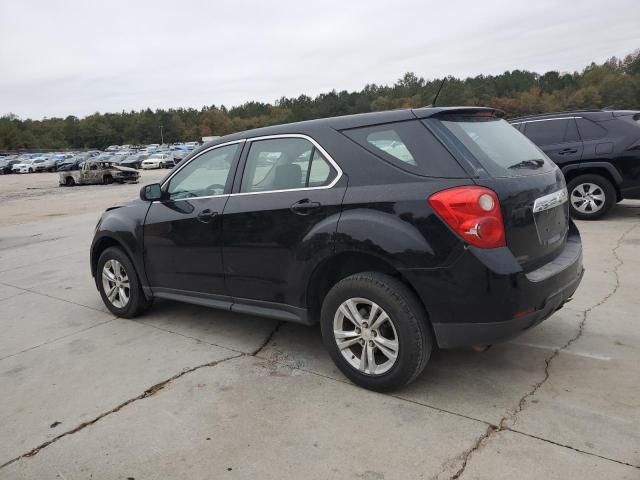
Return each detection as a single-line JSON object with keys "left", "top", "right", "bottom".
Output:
{"left": 96, "top": 246, "right": 152, "bottom": 318}
{"left": 65, "top": 176, "right": 75, "bottom": 186}
{"left": 320, "top": 272, "right": 432, "bottom": 392}
{"left": 567, "top": 174, "right": 616, "bottom": 220}
{"left": 28, "top": 168, "right": 33, "bottom": 173}
{"left": 103, "top": 175, "right": 113, "bottom": 185}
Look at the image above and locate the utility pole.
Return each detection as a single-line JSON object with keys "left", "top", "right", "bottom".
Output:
{"left": 160, "top": 125, "right": 164, "bottom": 145}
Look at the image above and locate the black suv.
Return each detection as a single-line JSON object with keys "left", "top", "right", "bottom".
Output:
{"left": 91, "top": 107, "right": 583, "bottom": 391}
{"left": 510, "top": 109, "right": 640, "bottom": 220}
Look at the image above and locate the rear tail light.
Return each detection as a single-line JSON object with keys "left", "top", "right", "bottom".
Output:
{"left": 428, "top": 186, "right": 506, "bottom": 248}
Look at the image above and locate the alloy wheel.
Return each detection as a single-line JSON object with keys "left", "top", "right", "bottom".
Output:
{"left": 102, "top": 259, "right": 130, "bottom": 308}
{"left": 333, "top": 298, "right": 399, "bottom": 375}
{"left": 570, "top": 182, "right": 605, "bottom": 214}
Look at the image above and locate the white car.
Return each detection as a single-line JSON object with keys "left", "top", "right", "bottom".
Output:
{"left": 141, "top": 153, "right": 173, "bottom": 169}
{"left": 12, "top": 158, "right": 36, "bottom": 173}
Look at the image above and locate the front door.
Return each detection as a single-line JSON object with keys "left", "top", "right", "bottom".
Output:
{"left": 143, "top": 142, "right": 243, "bottom": 296}
{"left": 222, "top": 135, "right": 346, "bottom": 307}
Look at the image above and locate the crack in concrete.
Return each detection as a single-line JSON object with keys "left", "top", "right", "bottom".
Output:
{"left": 0, "top": 318, "right": 285, "bottom": 469}
{"left": 445, "top": 222, "right": 638, "bottom": 479}
{"left": 0, "top": 318, "right": 117, "bottom": 362}
{"left": 0, "top": 353, "right": 243, "bottom": 470}
{"left": 506, "top": 427, "right": 640, "bottom": 469}
{"left": 251, "top": 321, "right": 284, "bottom": 356}
{"left": 0, "top": 280, "right": 108, "bottom": 314}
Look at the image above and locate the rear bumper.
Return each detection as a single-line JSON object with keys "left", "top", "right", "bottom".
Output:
{"left": 402, "top": 222, "right": 584, "bottom": 348}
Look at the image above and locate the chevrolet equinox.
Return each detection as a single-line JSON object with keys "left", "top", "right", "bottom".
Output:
{"left": 91, "top": 107, "right": 584, "bottom": 391}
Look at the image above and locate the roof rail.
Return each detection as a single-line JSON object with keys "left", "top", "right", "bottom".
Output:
{"left": 509, "top": 109, "right": 605, "bottom": 121}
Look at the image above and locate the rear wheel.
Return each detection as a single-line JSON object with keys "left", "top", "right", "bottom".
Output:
{"left": 65, "top": 176, "right": 75, "bottom": 186}
{"left": 103, "top": 175, "right": 113, "bottom": 185}
{"left": 96, "top": 247, "right": 152, "bottom": 318}
{"left": 320, "top": 272, "right": 432, "bottom": 392}
{"left": 567, "top": 174, "right": 615, "bottom": 220}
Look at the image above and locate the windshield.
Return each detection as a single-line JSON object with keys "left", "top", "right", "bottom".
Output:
{"left": 437, "top": 117, "right": 554, "bottom": 177}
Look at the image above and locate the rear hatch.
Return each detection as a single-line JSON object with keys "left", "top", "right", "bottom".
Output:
{"left": 423, "top": 111, "right": 569, "bottom": 271}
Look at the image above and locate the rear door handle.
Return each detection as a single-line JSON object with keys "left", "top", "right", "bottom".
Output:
{"left": 290, "top": 199, "right": 321, "bottom": 215}
{"left": 197, "top": 209, "right": 217, "bottom": 223}
{"left": 558, "top": 148, "right": 578, "bottom": 155}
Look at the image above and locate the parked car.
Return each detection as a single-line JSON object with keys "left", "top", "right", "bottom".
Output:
{"left": 32, "top": 156, "right": 56, "bottom": 172}
{"left": 510, "top": 109, "right": 640, "bottom": 219}
{"left": 0, "top": 157, "right": 21, "bottom": 174}
{"left": 90, "top": 107, "right": 584, "bottom": 392}
{"left": 120, "top": 154, "right": 149, "bottom": 169}
{"left": 141, "top": 153, "right": 173, "bottom": 169}
{"left": 60, "top": 160, "right": 139, "bottom": 186}
{"left": 12, "top": 158, "right": 36, "bottom": 173}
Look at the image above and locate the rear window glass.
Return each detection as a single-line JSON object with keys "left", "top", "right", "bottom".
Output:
{"left": 434, "top": 117, "right": 554, "bottom": 178}
{"left": 341, "top": 120, "right": 466, "bottom": 177}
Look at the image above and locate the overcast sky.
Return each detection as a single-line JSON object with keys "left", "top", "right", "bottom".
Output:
{"left": 1, "top": 0, "right": 638, "bottom": 119}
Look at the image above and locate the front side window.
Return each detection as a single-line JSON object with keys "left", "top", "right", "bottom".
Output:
{"left": 166, "top": 143, "right": 238, "bottom": 200}
{"left": 240, "top": 137, "right": 336, "bottom": 193}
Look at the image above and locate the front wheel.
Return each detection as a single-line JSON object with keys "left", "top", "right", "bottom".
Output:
{"left": 320, "top": 272, "right": 432, "bottom": 392}
{"left": 96, "top": 247, "right": 152, "bottom": 318}
{"left": 567, "top": 174, "right": 615, "bottom": 220}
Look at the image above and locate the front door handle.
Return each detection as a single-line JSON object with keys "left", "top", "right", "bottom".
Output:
{"left": 290, "top": 199, "right": 321, "bottom": 215}
{"left": 558, "top": 148, "right": 578, "bottom": 155}
{"left": 197, "top": 209, "right": 217, "bottom": 223}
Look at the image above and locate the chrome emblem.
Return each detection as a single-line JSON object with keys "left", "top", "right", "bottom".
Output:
{"left": 533, "top": 188, "right": 568, "bottom": 213}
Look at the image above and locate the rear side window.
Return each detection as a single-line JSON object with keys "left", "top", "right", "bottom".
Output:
{"left": 341, "top": 120, "right": 466, "bottom": 177}
{"left": 240, "top": 137, "right": 337, "bottom": 193}
{"left": 434, "top": 117, "right": 554, "bottom": 178}
{"left": 576, "top": 118, "right": 607, "bottom": 140}
{"left": 522, "top": 119, "right": 568, "bottom": 145}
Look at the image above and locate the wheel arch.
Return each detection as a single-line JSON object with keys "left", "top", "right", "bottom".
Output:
{"left": 305, "top": 250, "right": 430, "bottom": 326}
{"left": 562, "top": 163, "right": 623, "bottom": 201}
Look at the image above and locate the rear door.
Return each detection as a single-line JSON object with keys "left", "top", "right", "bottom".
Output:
{"left": 519, "top": 118, "right": 583, "bottom": 167}
{"left": 143, "top": 141, "right": 243, "bottom": 296}
{"left": 429, "top": 114, "right": 570, "bottom": 271}
{"left": 222, "top": 134, "right": 346, "bottom": 307}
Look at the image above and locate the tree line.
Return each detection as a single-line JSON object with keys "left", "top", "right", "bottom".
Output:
{"left": 1, "top": 50, "right": 639, "bottom": 151}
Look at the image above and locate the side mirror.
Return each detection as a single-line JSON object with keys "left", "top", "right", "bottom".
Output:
{"left": 140, "top": 183, "right": 164, "bottom": 201}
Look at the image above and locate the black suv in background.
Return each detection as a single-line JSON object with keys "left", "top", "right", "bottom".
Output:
{"left": 510, "top": 110, "right": 640, "bottom": 219}
{"left": 91, "top": 107, "right": 583, "bottom": 391}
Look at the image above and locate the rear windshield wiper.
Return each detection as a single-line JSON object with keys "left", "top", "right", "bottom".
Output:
{"left": 508, "top": 159, "right": 545, "bottom": 169}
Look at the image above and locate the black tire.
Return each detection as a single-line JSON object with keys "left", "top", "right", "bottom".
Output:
{"left": 96, "top": 246, "right": 152, "bottom": 318}
{"left": 567, "top": 174, "right": 616, "bottom": 220}
{"left": 65, "top": 176, "right": 75, "bottom": 186}
{"left": 320, "top": 272, "right": 432, "bottom": 392}
{"left": 103, "top": 175, "right": 113, "bottom": 185}
{"left": 28, "top": 168, "right": 33, "bottom": 173}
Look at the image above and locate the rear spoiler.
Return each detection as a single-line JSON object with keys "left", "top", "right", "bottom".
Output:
{"left": 412, "top": 106, "right": 505, "bottom": 119}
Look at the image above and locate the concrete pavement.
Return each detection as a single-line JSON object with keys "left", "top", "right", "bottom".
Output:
{"left": 0, "top": 190, "right": 638, "bottom": 479}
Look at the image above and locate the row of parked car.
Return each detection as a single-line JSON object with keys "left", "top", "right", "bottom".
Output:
{"left": 0, "top": 142, "right": 201, "bottom": 175}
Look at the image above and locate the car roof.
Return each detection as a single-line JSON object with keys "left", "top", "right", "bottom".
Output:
{"left": 200, "top": 106, "right": 500, "bottom": 150}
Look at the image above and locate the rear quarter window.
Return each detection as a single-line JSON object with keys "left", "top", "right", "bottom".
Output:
{"left": 340, "top": 120, "right": 467, "bottom": 178}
